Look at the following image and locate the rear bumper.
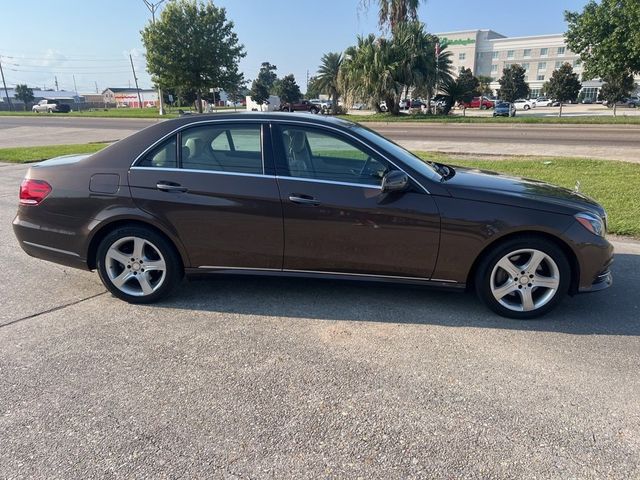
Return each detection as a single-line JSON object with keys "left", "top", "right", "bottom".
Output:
{"left": 13, "top": 212, "right": 90, "bottom": 270}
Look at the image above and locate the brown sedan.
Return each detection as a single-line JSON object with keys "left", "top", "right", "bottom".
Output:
{"left": 13, "top": 113, "right": 613, "bottom": 318}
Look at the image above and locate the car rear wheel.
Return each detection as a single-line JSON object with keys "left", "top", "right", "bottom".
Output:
{"left": 97, "top": 226, "right": 183, "bottom": 303}
{"left": 310, "top": 107, "right": 319, "bottom": 114}
{"left": 47, "top": 108, "right": 53, "bottom": 113}
{"left": 524, "top": 105, "right": 530, "bottom": 110}
{"left": 475, "top": 237, "right": 570, "bottom": 319}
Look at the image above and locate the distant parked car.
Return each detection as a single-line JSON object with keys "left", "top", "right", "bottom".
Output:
{"left": 581, "top": 98, "right": 594, "bottom": 104}
{"left": 460, "top": 96, "right": 494, "bottom": 109}
{"left": 605, "top": 96, "right": 639, "bottom": 108}
{"left": 32, "top": 99, "right": 71, "bottom": 113}
{"left": 493, "top": 102, "right": 516, "bottom": 117}
{"left": 513, "top": 99, "right": 535, "bottom": 110}
{"left": 280, "top": 100, "right": 320, "bottom": 114}
{"left": 535, "top": 97, "right": 553, "bottom": 107}
{"left": 352, "top": 102, "right": 366, "bottom": 110}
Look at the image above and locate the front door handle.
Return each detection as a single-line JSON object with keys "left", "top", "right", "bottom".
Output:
{"left": 157, "top": 182, "right": 188, "bottom": 193}
{"left": 289, "top": 194, "right": 320, "bottom": 206}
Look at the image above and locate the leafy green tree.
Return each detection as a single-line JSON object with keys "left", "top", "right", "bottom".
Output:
{"left": 141, "top": 0, "right": 245, "bottom": 113}
{"left": 256, "top": 62, "right": 279, "bottom": 93}
{"left": 316, "top": 52, "right": 343, "bottom": 114}
{"left": 565, "top": 0, "right": 640, "bottom": 80}
{"left": 274, "top": 74, "right": 302, "bottom": 105}
{"left": 361, "top": 0, "right": 424, "bottom": 31}
{"left": 249, "top": 79, "right": 270, "bottom": 108}
{"left": 497, "top": 64, "right": 529, "bottom": 102}
{"left": 599, "top": 73, "right": 636, "bottom": 117}
{"left": 546, "top": 63, "right": 582, "bottom": 117}
{"left": 305, "top": 76, "right": 322, "bottom": 99}
{"left": 477, "top": 75, "right": 494, "bottom": 96}
{"left": 14, "top": 84, "right": 34, "bottom": 111}
{"left": 447, "top": 67, "right": 479, "bottom": 115}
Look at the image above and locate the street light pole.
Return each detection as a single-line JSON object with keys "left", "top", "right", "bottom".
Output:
{"left": 143, "top": 0, "right": 166, "bottom": 115}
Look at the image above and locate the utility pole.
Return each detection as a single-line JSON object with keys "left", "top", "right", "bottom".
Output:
{"left": 0, "top": 55, "right": 13, "bottom": 111}
{"left": 129, "top": 54, "right": 143, "bottom": 108}
{"left": 54, "top": 76, "right": 59, "bottom": 91}
{"left": 95, "top": 81, "right": 99, "bottom": 94}
{"left": 142, "top": 0, "right": 166, "bottom": 115}
{"left": 73, "top": 74, "right": 80, "bottom": 111}
{"left": 306, "top": 69, "right": 309, "bottom": 94}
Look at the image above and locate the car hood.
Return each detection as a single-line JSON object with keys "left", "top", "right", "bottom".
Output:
{"left": 443, "top": 166, "right": 606, "bottom": 217}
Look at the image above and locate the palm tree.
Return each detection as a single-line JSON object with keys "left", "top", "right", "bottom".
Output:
{"left": 341, "top": 35, "right": 400, "bottom": 113}
{"left": 315, "top": 52, "right": 343, "bottom": 114}
{"left": 361, "top": 0, "right": 425, "bottom": 31}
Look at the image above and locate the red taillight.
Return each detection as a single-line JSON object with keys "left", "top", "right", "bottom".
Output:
{"left": 19, "top": 179, "right": 52, "bottom": 205}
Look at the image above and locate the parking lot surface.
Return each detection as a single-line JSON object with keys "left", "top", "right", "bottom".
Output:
{"left": 1, "top": 162, "right": 639, "bottom": 479}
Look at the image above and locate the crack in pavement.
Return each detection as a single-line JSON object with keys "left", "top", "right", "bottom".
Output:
{"left": 0, "top": 291, "right": 107, "bottom": 329}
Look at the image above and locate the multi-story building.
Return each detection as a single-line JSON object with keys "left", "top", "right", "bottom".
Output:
{"left": 436, "top": 29, "right": 616, "bottom": 100}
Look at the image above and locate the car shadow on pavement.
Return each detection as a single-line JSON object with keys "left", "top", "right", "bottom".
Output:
{"left": 160, "top": 253, "right": 639, "bottom": 336}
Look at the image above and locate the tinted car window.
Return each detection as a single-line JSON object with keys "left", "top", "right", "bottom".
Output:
{"left": 181, "top": 124, "right": 262, "bottom": 174}
{"left": 280, "top": 127, "right": 389, "bottom": 185}
{"left": 137, "top": 136, "right": 178, "bottom": 168}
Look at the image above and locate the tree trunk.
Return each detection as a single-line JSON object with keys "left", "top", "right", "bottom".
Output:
{"left": 196, "top": 91, "right": 203, "bottom": 113}
{"left": 613, "top": 103, "right": 617, "bottom": 117}
{"left": 559, "top": 103, "right": 563, "bottom": 117}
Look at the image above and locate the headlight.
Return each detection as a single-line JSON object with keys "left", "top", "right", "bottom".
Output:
{"left": 575, "top": 212, "right": 605, "bottom": 236}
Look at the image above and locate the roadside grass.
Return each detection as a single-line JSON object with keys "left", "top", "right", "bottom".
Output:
{"left": 1, "top": 142, "right": 637, "bottom": 237}
{"left": 339, "top": 113, "right": 640, "bottom": 125}
{"left": 417, "top": 153, "right": 640, "bottom": 237}
{"left": 0, "top": 143, "right": 109, "bottom": 163}
{"left": 0, "top": 106, "right": 238, "bottom": 119}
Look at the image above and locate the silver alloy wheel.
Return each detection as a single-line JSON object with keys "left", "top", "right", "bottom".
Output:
{"left": 490, "top": 248, "right": 560, "bottom": 312}
{"left": 105, "top": 236, "right": 167, "bottom": 297}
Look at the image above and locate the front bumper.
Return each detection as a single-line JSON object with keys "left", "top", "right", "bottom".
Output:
{"left": 578, "top": 269, "right": 613, "bottom": 293}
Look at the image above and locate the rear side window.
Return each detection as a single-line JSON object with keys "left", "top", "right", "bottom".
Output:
{"left": 137, "top": 136, "right": 178, "bottom": 168}
{"left": 181, "top": 124, "right": 262, "bottom": 174}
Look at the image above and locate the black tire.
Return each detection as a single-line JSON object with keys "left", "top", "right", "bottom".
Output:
{"left": 480, "top": 105, "right": 487, "bottom": 110}
{"left": 310, "top": 107, "right": 319, "bottom": 114}
{"left": 47, "top": 108, "right": 53, "bottom": 113}
{"left": 524, "top": 105, "right": 530, "bottom": 111}
{"left": 96, "top": 226, "right": 183, "bottom": 304}
{"left": 474, "top": 236, "right": 571, "bottom": 319}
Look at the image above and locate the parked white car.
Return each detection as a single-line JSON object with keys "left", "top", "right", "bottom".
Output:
{"left": 535, "top": 97, "right": 554, "bottom": 107}
{"left": 513, "top": 99, "right": 535, "bottom": 110}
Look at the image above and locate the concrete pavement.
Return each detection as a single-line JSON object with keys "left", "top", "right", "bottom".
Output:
{"left": 1, "top": 162, "right": 639, "bottom": 478}
{"left": 2, "top": 115, "right": 640, "bottom": 161}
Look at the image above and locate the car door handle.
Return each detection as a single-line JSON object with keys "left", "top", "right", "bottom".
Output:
{"left": 289, "top": 194, "right": 320, "bottom": 206}
{"left": 156, "top": 182, "right": 188, "bottom": 193}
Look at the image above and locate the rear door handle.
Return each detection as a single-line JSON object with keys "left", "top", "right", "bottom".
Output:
{"left": 289, "top": 194, "right": 320, "bottom": 206}
{"left": 157, "top": 182, "right": 188, "bottom": 193}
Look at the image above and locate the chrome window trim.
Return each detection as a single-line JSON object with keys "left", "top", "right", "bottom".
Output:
{"left": 129, "top": 166, "right": 274, "bottom": 180}
{"left": 131, "top": 118, "right": 267, "bottom": 174}
{"left": 128, "top": 116, "right": 431, "bottom": 194}
{"left": 272, "top": 119, "right": 431, "bottom": 194}
{"left": 276, "top": 176, "right": 380, "bottom": 189}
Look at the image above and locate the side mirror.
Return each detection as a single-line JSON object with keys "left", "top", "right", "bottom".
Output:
{"left": 381, "top": 170, "right": 410, "bottom": 193}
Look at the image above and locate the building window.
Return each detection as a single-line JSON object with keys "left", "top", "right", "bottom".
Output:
{"left": 491, "top": 64, "right": 498, "bottom": 73}
{"left": 523, "top": 49, "right": 531, "bottom": 58}
{"left": 540, "top": 48, "right": 548, "bottom": 57}
{"left": 530, "top": 89, "right": 541, "bottom": 98}
{"left": 459, "top": 52, "right": 466, "bottom": 60}
{"left": 537, "top": 75, "right": 545, "bottom": 81}
{"left": 507, "top": 50, "right": 515, "bottom": 59}
{"left": 538, "top": 62, "right": 547, "bottom": 71}
{"left": 492, "top": 51, "right": 499, "bottom": 59}
{"left": 557, "top": 46, "right": 566, "bottom": 56}
{"left": 522, "top": 63, "right": 530, "bottom": 71}
{"left": 555, "top": 61, "right": 563, "bottom": 69}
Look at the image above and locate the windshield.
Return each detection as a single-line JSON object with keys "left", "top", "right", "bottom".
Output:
{"left": 351, "top": 124, "right": 442, "bottom": 181}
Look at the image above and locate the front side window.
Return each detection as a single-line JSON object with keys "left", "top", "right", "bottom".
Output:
{"left": 181, "top": 124, "right": 262, "bottom": 174}
{"left": 137, "top": 136, "right": 178, "bottom": 168}
{"left": 279, "top": 127, "right": 390, "bottom": 186}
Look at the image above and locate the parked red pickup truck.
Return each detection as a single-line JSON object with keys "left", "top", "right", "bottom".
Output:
{"left": 280, "top": 100, "right": 320, "bottom": 114}
{"left": 459, "top": 96, "right": 495, "bottom": 109}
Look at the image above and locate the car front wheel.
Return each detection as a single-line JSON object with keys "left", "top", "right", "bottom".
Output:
{"left": 475, "top": 237, "right": 570, "bottom": 319}
{"left": 97, "top": 226, "right": 183, "bottom": 303}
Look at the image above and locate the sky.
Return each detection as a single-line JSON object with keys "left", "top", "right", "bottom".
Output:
{"left": 0, "top": 0, "right": 590, "bottom": 94}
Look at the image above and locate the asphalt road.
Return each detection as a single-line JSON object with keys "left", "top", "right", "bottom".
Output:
{"left": 2, "top": 116, "right": 640, "bottom": 161}
{"left": 1, "top": 161, "right": 639, "bottom": 478}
